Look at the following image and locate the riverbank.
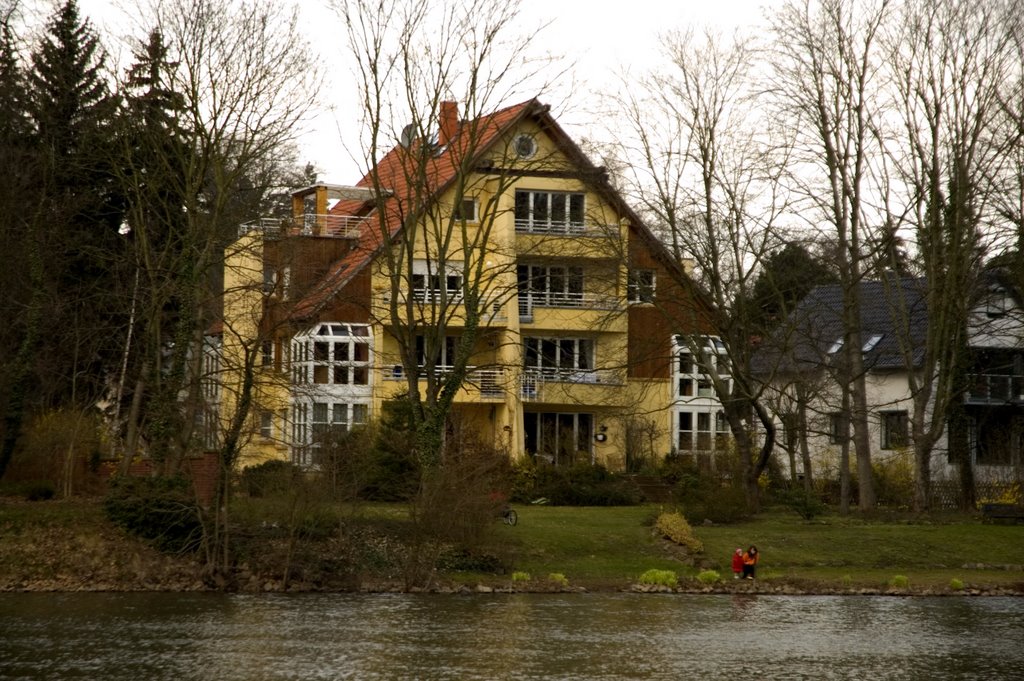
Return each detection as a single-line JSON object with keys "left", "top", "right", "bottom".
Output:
{"left": 2, "top": 497, "right": 1022, "bottom": 595}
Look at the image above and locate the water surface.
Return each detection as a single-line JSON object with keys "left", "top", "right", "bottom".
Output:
{"left": 1, "top": 592, "right": 1021, "bottom": 679}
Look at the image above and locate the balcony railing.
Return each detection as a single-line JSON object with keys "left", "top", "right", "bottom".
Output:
{"left": 966, "top": 373, "right": 1024, "bottom": 403}
{"left": 514, "top": 219, "right": 618, "bottom": 237}
{"left": 237, "top": 213, "right": 365, "bottom": 239}
{"left": 520, "top": 367, "right": 621, "bottom": 399}
{"left": 518, "top": 292, "right": 619, "bottom": 320}
{"left": 383, "top": 365, "right": 507, "bottom": 398}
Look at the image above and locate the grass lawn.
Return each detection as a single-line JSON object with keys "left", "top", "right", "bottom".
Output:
{"left": 479, "top": 504, "right": 1024, "bottom": 592}
{"left": 3, "top": 497, "right": 1021, "bottom": 593}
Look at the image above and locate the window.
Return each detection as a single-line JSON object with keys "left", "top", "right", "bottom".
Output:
{"left": 827, "top": 337, "right": 844, "bottom": 355}
{"left": 416, "top": 335, "right": 459, "bottom": 368}
{"left": 880, "top": 410, "right": 909, "bottom": 450}
{"left": 862, "top": 334, "right": 883, "bottom": 353}
{"left": 513, "top": 133, "right": 537, "bottom": 160}
{"left": 524, "top": 337, "right": 594, "bottom": 377}
{"left": 678, "top": 411, "right": 693, "bottom": 450}
{"left": 829, "top": 412, "right": 847, "bottom": 444}
{"left": 780, "top": 412, "right": 799, "bottom": 451}
{"left": 263, "top": 265, "right": 277, "bottom": 295}
{"left": 290, "top": 323, "right": 371, "bottom": 387}
{"left": 675, "top": 337, "right": 729, "bottom": 399}
{"left": 523, "top": 412, "right": 593, "bottom": 466}
{"left": 259, "top": 410, "right": 273, "bottom": 439}
{"left": 411, "top": 271, "right": 463, "bottom": 302}
{"left": 628, "top": 269, "right": 656, "bottom": 303}
{"left": 518, "top": 263, "right": 585, "bottom": 307}
{"left": 987, "top": 288, "right": 1011, "bottom": 317}
{"left": 260, "top": 340, "right": 274, "bottom": 367}
{"left": 453, "top": 197, "right": 477, "bottom": 222}
{"left": 292, "top": 401, "right": 370, "bottom": 466}
{"left": 514, "top": 190, "right": 585, "bottom": 233}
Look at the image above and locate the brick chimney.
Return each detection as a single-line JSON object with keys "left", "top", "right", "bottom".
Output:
{"left": 439, "top": 100, "right": 459, "bottom": 146}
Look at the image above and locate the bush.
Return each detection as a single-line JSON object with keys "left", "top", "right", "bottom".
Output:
{"left": 949, "top": 578, "right": 964, "bottom": 591}
{"left": 104, "top": 476, "right": 202, "bottom": 553}
{"left": 873, "top": 451, "right": 915, "bottom": 508}
{"left": 547, "top": 572, "right": 569, "bottom": 587}
{"left": 696, "top": 569, "right": 720, "bottom": 585}
{"left": 638, "top": 568, "right": 678, "bottom": 588}
{"left": 511, "top": 571, "right": 531, "bottom": 582}
{"left": 659, "top": 453, "right": 750, "bottom": 523}
{"left": 512, "top": 462, "right": 643, "bottom": 506}
{"left": 889, "top": 574, "right": 909, "bottom": 589}
{"left": 779, "top": 487, "right": 826, "bottom": 521}
{"left": 21, "top": 480, "right": 56, "bottom": 501}
{"left": 655, "top": 512, "right": 703, "bottom": 553}
{"left": 240, "top": 460, "right": 298, "bottom": 498}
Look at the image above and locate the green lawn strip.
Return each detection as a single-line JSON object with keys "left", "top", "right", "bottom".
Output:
{"left": 695, "top": 509, "right": 1022, "bottom": 589}
{"left": 494, "top": 505, "right": 681, "bottom": 586}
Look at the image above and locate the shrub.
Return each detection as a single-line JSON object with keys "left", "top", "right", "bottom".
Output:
{"left": 949, "top": 578, "right": 964, "bottom": 591}
{"left": 696, "top": 569, "right": 720, "bottom": 585}
{"left": 889, "top": 574, "right": 909, "bottom": 589}
{"left": 363, "top": 399, "right": 420, "bottom": 501}
{"left": 873, "top": 451, "right": 915, "bottom": 508}
{"left": 660, "top": 453, "right": 750, "bottom": 523}
{"left": 240, "top": 460, "right": 298, "bottom": 498}
{"left": 22, "top": 480, "right": 56, "bottom": 501}
{"left": 638, "top": 569, "right": 679, "bottom": 588}
{"left": 779, "top": 487, "right": 826, "bottom": 521}
{"left": 547, "top": 572, "right": 569, "bottom": 587}
{"left": 655, "top": 512, "right": 703, "bottom": 553}
{"left": 513, "top": 462, "right": 643, "bottom": 506}
{"left": 511, "top": 571, "right": 531, "bottom": 582}
{"left": 104, "top": 476, "right": 202, "bottom": 553}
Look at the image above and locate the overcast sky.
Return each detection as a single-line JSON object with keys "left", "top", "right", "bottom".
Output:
{"left": 75, "top": 0, "right": 773, "bottom": 183}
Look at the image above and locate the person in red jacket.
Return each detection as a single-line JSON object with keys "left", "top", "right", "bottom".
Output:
{"left": 742, "top": 545, "right": 759, "bottom": 579}
{"left": 731, "top": 548, "right": 744, "bottom": 579}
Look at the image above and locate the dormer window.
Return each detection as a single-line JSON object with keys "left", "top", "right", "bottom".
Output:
{"left": 827, "top": 338, "right": 844, "bottom": 355}
{"left": 862, "top": 334, "right": 883, "bottom": 353}
{"left": 987, "top": 288, "right": 1011, "bottom": 318}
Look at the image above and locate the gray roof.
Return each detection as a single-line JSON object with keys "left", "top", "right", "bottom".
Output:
{"left": 762, "top": 276, "right": 929, "bottom": 375}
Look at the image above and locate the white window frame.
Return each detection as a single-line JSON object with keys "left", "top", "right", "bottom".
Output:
{"left": 290, "top": 323, "right": 372, "bottom": 388}
{"left": 514, "top": 189, "right": 585, "bottom": 232}
{"left": 518, "top": 263, "right": 585, "bottom": 307}
{"left": 410, "top": 260, "right": 463, "bottom": 303}
{"left": 292, "top": 401, "right": 369, "bottom": 467}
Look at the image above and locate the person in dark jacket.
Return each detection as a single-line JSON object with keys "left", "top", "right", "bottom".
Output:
{"left": 742, "top": 546, "right": 759, "bottom": 579}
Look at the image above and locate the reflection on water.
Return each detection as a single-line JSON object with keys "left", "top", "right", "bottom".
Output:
{"left": 1, "top": 592, "right": 1022, "bottom": 680}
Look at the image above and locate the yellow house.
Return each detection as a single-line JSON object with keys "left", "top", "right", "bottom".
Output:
{"left": 218, "top": 99, "right": 719, "bottom": 470}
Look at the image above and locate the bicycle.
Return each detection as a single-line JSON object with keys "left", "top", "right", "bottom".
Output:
{"left": 501, "top": 505, "right": 518, "bottom": 526}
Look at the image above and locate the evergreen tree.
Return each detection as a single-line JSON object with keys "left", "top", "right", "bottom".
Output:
{"left": 747, "top": 242, "right": 837, "bottom": 334}
{"left": 22, "top": 0, "right": 124, "bottom": 408}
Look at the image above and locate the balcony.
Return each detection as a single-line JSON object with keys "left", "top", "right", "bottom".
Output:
{"left": 966, "top": 373, "right": 1024, "bottom": 405}
{"left": 514, "top": 219, "right": 619, "bottom": 238}
{"left": 382, "top": 365, "right": 508, "bottom": 400}
{"left": 518, "top": 292, "right": 618, "bottom": 320}
{"left": 237, "top": 213, "right": 365, "bottom": 239}
{"left": 520, "top": 367, "right": 624, "bottom": 404}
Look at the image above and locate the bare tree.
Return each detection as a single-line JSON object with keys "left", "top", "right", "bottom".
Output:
{"left": 880, "top": 0, "right": 1015, "bottom": 510}
{"left": 613, "top": 28, "right": 790, "bottom": 506}
{"left": 336, "top": 0, "right": 561, "bottom": 469}
{"left": 108, "top": 0, "right": 319, "bottom": 576}
{"left": 769, "top": 0, "right": 892, "bottom": 510}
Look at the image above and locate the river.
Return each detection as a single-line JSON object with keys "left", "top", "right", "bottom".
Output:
{"left": 1, "top": 592, "right": 1021, "bottom": 679}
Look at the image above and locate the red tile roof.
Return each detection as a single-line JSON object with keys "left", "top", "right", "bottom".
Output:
{"left": 290, "top": 99, "right": 541, "bottom": 320}
{"left": 288, "top": 98, "right": 692, "bottom": 322}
